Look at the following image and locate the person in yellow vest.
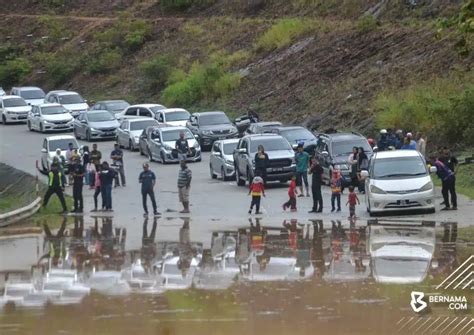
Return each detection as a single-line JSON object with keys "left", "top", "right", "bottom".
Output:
{"left": 42, "top": 162, "right": 68, "bottom": 213}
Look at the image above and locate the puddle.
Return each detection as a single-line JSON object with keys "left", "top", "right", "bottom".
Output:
{"left": 0, "top": 217, "right": 472, "bottom": 334}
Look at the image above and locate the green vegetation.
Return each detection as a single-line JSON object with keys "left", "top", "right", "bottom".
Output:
{"left": 437, "top": 0, "right": 474, "bottom": 55}
{"left": 35, "top": 52, "right": 80, "bottom": 86}
{"left": 86, "top": 49, "right": 123, "bottom": 75}
{"left": 0, "top": 58, "right": 32, "bottom": 88}
{"left": 41, "top": 0, "right": 66, "bottom": 8}
{"left": 37, "top": 15, "right": 71, "bottom": 40}
{"left": 357, "top": 14, "right": 378, "bottom": 33}
{"left": 375, "top": 76, "right": 474, "bottom": 147}
{"left": 139, "top": 55, "right": 176, "bottom": 90}
{"left": 95, "top": 16, "right": 152, "bottom": 52}
{"left": 255, "top": 18, "right": 311, "bottom": 52}
{"left": 160, "top": 0, "right": 215, "bottom": 11}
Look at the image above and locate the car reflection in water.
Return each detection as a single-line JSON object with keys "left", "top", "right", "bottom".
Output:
{"left": 0, "top": 216, "right": 463, "bottom": 311}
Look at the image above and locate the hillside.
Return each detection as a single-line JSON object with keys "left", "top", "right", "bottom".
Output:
{"left": 0, "top": 0, "right": 472, "bottom": 146}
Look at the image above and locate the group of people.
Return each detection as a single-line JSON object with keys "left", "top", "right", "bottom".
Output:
{"left": 248, "top": 143, "right": 361, "bottom": 218}
{"left": 40, "top": 140, "right": 193, "bottom": 216}
{"left": 375, "top": 129, "right": 426, "bottom": 155}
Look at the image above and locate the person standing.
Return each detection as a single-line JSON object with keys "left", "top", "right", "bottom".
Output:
{"left": 254, "top": 145, "right": 269, "bottom": 183}
{"left": 111, "top": 143, "right": 126, "bottom": 187}
{"left": 91, "top": 165, "right": 102, "bottom": 212}
{"left": 346, "top": 186, "right": 360, "bottom": 219}
{"left": 139, "top": 163, "right": 159, "bottom": 217}
{"left": 82, "top": 145, "right": 91, "bottom": 185}
{"left": 99, "top": 161, "right": 115, "bottom": 211}
{"left": 377, "top": 129, "right": 389, "bottom": 151}
{"left": 248, "top": 174, "right": 265, "bottom": 214}
{"left": 175, "top": 131, "right": 190, "bottom": 162}
{"left": 295, "top": 143, "right": 310, "bottom": 197}
{"left": 431, "top": 155, "right": 457, "bottom": 210}
{"left": 357, "top": 147, "right": 368, "bottom": 194}
{"left": 41, "top": 163, "right": 68, "bottom": 213}
{"left": 330, "top": 169, "right": 342, "bottom": 212}
{"left": 177, "top": 160, "right": 192, "bottom": 213}
{"left": 308, "top": 157, "right": 324, "bottom": 213}
{"left": 70, "top": 156, "right": 85, "bottom": 213}
{"left": 90, "top": 144, "right": 102, "bottom": 169}
{"left": 282, "top": 175, "right": 298, "bottom": 212}
{"left": 348, "top": 146, "right": 359, "bottom": 190}
{"left": 53, "top": 148, "right": 67, "bottom": 186}
{"left": 416, "top": 132, "right": 426, "bottom": 157}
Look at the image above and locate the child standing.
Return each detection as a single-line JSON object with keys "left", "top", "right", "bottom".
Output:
{"left": 331, "top": 169, "right": 342, "bottom": 212}
{"left": 248, "top": 175, "right": 265, "bottom": 214}
{"left": 346, "top": 185, "right": 360, "bottom": 218}
{"left": 283, "top": 175, "right": 298, "bottom": 212}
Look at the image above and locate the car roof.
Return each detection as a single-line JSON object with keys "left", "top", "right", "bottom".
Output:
{"left": 97, "top": 100, "right": 128, "bottom": 104}
{"left": 47, "top": 90, "right": 67, "bottom": 94}
{"left": 215, "top": 138, "right": 240, "bottom": 145}
{"left": 320, "top": 132, "right": 365, "bottom": 141}
{"left": 86, "top": 110, "right": 111, "bottom": 114}
{"left": 46, "top": 135, "right": 77, "bottom": 141}
{"left": 13, "top": 86, "right": 43, "bottom": 91}
{"left": 1, "top": 95, "right": 24, "bottom": 100}
{"left": 56, "top": 91, "right": 80, "bottom": 96}
{"left": 127, "top": 117, "right": 156, "bottom": 122}
{"left": 161, "top": 108, "right": 189, "bottom": 113}
{"left": 254, "top": 121, "right": 282, "bottom": 126}
{"left": 129, "top": 104, "right": 165, "bottom": 108}
{"left": 373, "top": 150, "right": 421, "bottom": 159}
{"left": 193, "top": 111, "right": 226, "bottom": 116}
{"left": 243, "top": 134, "right": 281, "bottom": 140}
{"left": 38, "top": 103, "right": 62, "bottom": 108}
{"left": 161, "top": 126, "right": 189, "bottom": 132}
{"left": 273, "top": 125, "right": 307, "bottom": 131}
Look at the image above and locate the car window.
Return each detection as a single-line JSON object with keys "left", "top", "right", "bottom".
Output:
{"left": 139, "top": 108, "right": 152, "bottom": 117}
{"left": 165, "top": 110, "right": 190, "bottom": 122}
{"left": 20, "top": 89, "right": 45, "bottom": 99}
{"left": 59, "top": 94, "right": 84, "bottom": 104}
{"left": 43, "top": 139, "right": 47, "bottom": 150}
{"left": 130, "top": 120, "right": 158, "bottom": 131}
{"left": 242, "top": 140, "right": 248, "bottom": 151}
{"left": 120, "top": 121, "right": 128, "bottom": 130}
{"left": 280, "top": 128, "right": 314, "bottom": 142}
{"left": 42, "top": 106, "right": 68, "bottom": 115}
{"left": 125, "top": 108, "right": 137, "bottom": 116}
{"left": 198, "top": 113, "right": 231, "bottom": 126}
{"left": 3, "top": 98, "right": 27, "bottom": 107}
{"left": 249, "top": 137, "right": 292, "bottom": 152}
{"left": 223, "top": 142, "right": 238, "bottom": 155}
{"left": 332, "top": 139, "right": 371, "bottom": 156}
{"left": 88, "top": 112, "right": 115, "bottom": 122}
{"left": 48, "top": 139, "right": 78, "bottom": 151}
{"left": 162, "top": 129, "right": 193, "bottom": 142}
{"left": 372, "top": 156, "right": 427, "bottom": 179}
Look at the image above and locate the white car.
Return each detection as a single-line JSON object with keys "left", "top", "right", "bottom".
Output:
{"left": 116, "top": 117, "right": 159, "bottom": 150}
{"left": 0, "top": 95, "right": 31, "bottom": 124}
{"left": 0, "top": 87, "right": 5, "bottom": 96}
{"left": 155, "top": 108, "right": 190, "bottom": 126}
{"left": 40, "top": 134, "right": 79, "bottom": 171}
{"left": 362, "top": 150, "right": 436, "bottom": 216}
{"left": 44, "top": 90, "right": 88, "bottom": 117}
{"left": 369, "top": 222, "right": 436, "bottom": 284}
{"left": 27, "top": 103, "right": 74, "bottom": 133}
{"left": 209, "top": 139, "right": 239, "bottom": 180}
{"left": 117, "top": 104, "right": 166, "bottom": 120}
{"left": 11, "top": 86, "right": 45, "bottom": 106}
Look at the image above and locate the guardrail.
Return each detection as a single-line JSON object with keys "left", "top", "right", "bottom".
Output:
{"left": 0, "top": 197, "right": 42, "bottom": 227}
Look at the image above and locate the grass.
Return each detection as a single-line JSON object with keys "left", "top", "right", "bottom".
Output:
{"left": 255, "top": 18, "right": 312, "bottom": 52}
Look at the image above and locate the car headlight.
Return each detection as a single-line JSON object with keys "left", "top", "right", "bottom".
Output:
{"left": 193, "top": 141, "right": 199, "bottom": 148}
{"left": 370, "top": 185, "right": 386, "bottom": 194}
{"left": 202, "top": 130, "right": 212, "bottom": 135}
{"left": 90, "top": 127, "right": 98, "bottom": 132}
{"left": 43, "top": 120, "right": 53, "bottom": 124}
{"left": 163, "top": 144, "right": 173, "bottom": 151}
{"left": 418, "top": 182, "right": 433, "bottom": 192}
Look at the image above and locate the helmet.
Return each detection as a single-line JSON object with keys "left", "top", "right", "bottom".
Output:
{"left": 380, "top": 129, "right": 387, "bottom": 134}
{"left": 406, "top": 132, "right": 413, "bottom": 138}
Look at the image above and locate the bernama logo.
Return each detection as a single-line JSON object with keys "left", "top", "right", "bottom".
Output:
{"left": 410, "top": 291, "right": 468, "bottom": 313}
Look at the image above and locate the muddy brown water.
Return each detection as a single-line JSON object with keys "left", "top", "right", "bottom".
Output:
{"left": 0, "top": 217, "right": 472, "bottom": 335}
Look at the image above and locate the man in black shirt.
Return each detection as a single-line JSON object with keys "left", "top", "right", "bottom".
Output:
{"left": 71, "top": 156, "right": 85, "bottom": 213}
{"left": 175, "top": 131, "right": 190, "bottom": 161}
{"left": 439, "top": 147, "right": 459, "bottom": 209}
{"left": 111, "top": 143, "right": 126, "bottom": 187}
{"left": 42, "top": 163, "right": 68, "bottom": 213}
{"left": 308, "top": 157, "right": 324, "bottom": 213}
{"left": 139, "top": 163, "right": 159, "bottom": 216}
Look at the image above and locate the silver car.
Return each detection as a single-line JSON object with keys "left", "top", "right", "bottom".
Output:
{"left": 0, "top": 95, "right": 31, "bottom": 124}
{"left": 27, "top": 103, "right": 74, "bottom": 133}
{"left": 148, "top": 126, "right": 201, "bottom": 164}
{"left": 209, "top": 139, "right": 239, "bottom": 180}
{"left": 73, "top": 110, "right": 120, "bottom": 141}
{"left": 116, "top": 117, "right": 159, "bottom": 150}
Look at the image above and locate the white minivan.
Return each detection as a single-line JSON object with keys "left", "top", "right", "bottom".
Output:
{"left": 362, "top": 150, "right": 436, "bottom": 216}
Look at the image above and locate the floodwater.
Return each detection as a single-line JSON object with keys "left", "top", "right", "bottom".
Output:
{"left": 0, "top": 217, "right": 473, "bottom": 335}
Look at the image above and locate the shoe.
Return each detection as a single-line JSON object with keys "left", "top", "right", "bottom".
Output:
{"left": 290, "top": 209, "right": 297, "bottom": 212}
{"left": 108, "top": 209, "right": 114, "bottom": 212}
{"left": 154, "top": 212, "right": 161, "bottom": 216}
{"left": 331, "top": 208, "right": 335, "bottom": 212}
{"left": 308, "top": 210, "right": 317, "bottom": 213}
{"left": 91, "top": 208, "right": 97, "bottom": 212}
{"left": 441, "top": 207, "right": 451, "bottom": 211}
{"left": 451, "top": 207, "right": 458, "bottom": 210}
{"left": 180, "top": 209, "right": 190, "bottom": 213}
{"left": 337, "top": 208, "right": 341, "bottom": 212}
{"left": 440, "top": 201, "right": 445, "bottom": 206}
{"left": 298, "top": 194, "right": 304, "bottom": 198}
{"left": 282, "top": 205, "right": 287, "bottom": 211}
{"left": 70, "top": 209, "right": 77, "bottom": 213}
{"left": 255, "top": 211, "right": 262, "bottom": 215}
{"left": 77, "top": 209, "right": 83, "bottom": 213}
{"left": 143, "top": 212, "right": 148, "bottom": 217}
{"left": 316, "top": 209, "right": 322, "bottom": 213}
{"left": 306, "top": 193, "right": 310, "bottom": 197}
{"left": 248, "top": 210, "right": 252, "bottom": 214}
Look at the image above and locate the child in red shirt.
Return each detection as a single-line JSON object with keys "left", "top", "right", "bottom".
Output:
{"left": 283, "top": 175, "right": 298, "bottom": 212}
{"left": 248, "top": 175, "right": 265, "bottom": 214}
{"left": 346, "top": 185, "right": 360, "bottom": 218}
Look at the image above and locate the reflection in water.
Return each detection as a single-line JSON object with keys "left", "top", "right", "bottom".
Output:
{"left": 0, "top": 218, "right": 469, "bottom": 315}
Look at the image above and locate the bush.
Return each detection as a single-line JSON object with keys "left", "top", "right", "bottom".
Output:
{"left": 357, "top": 14, "right": 378, "bottom": 33}
{"left": 87, "top": 49, "right": 122, "bottom": 75}
{"left": 255, "top": 18, "right": 311, "bottom": 52}
{"left": 0, "top": 58, "right": 32, "bottom": 88}
{"left": 161, "top": 0, "right": 215, "bottom": 11}
{"left": 375, "top": 77, "right": 474, "bottom": 147}
{"left": 139, "top": 55, "right": 176, "bottom": 88}
{"left": 37, "top": 53, "right": 79, "bottom": 86}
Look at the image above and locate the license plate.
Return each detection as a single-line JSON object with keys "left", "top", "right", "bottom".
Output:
{"left": 104, "top": 132, "right": 114, "bottom": 136}
{"left": 18, "top": 116, "right": 27, "bottom": 119}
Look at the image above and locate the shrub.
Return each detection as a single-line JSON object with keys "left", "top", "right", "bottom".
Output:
{"left": 0, "top": 58, "right": 32, "bottom": 87}
{"left": 161, "top": 0, "right": 215, "bottom": 11}
{"left": 87, "top": 49, "right": 122, "bottom": 75}
{"left": 255, "top": 18, "right": 311, "bottom": 52}
{"left": 375, "top": 77, "right": 474, "bottom": 147}
{"left": 139, "top": 55, "right": 175, "bottom": 88}
{"left": 357, "top": 14, "right": 378, "bottom": 33}
{"left": 38, "top": 53, "right": 79, "bottom": 86}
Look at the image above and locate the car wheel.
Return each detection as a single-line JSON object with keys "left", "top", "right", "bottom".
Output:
{"left": 129, "top": 140, "right": 133, "bottom": 151}
{"left": 40, "top": 123, "right": 44, "bottom": 133}
{"left": 86, "top": 130, "right": 92, "bottom": 142}
{"left": 210, "top": 165, "right": 217, "bottom": 179}
{"left": 236, "top": 166, "right": 245, "bottom": 186}
{"left": 2, "top": 114, "right": 7, "bottom": 124}
{"left": 148, "top": 149, "right": 154, "bottom": 162}
{"left": 221, "top": 166, "right": 226, "bottom": 181}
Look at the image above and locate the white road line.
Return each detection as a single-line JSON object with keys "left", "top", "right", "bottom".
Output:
{"left": 467, "top": 326, "right": 474, "bottom": 334}
{"left": 445, "top": 264, "right": 474, "bottom": 289}
{"left": 398, "top": 317, "right": 414, "bottom": 332}
{"left": 441, "top": 317, "right": 458, "bottom": 334}
{"left": 457, "top": 319, "right": 473, "bottom": 335}
{"left": 415, "top": 317, "right": 432, "bottom": 333}
{"left": 433, "top": 317, "right": 450, "bottom": 333}
{"left": 436, "top": 256, "right": 473, "bottom": 289}
{"left": 448, "top": 317, "right": 468, "bottom": 335}
{"left": 408, "top": 317, "right": 425, "bottom": 330}
{"left": 462, "top": 279, "right": 473, "bottom": 290}
{"left": 421, "top": 316, "right": 441, "bottom": 335}
{"left": 396, "top": 317, "right": 405, "bottom": 325}
{"left": 454, "top": 271, "right": 473, "bottom": 289}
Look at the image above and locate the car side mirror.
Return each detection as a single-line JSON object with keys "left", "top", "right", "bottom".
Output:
{"left": 236, "top": 148, "right": 247, "bottom": 154}
{"left": 194, "top": 134, "right": 199, "bottom": 139}
{"left": 124, "top": 129, "right": 129, "bottom": 133}
{"left": 429, "top": 166, "right": 437, "bottom": 173}
{"left": 41, "top": 148, "right": 47, "bottom": 153}
{"left": 360, "top": 170, "right": 369, "bottom": 178}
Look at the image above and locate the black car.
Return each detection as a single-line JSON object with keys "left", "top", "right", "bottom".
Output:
{"left": 90, "top": 100, "right": 130, "bottom": 115}
{"left": 314, "top": 132, "right": 373, "bottom": 185}
{"left": 270, "top": 126, "right": 318, "bottom": 154}
{"left": 186, "top": 111, "right": 239, "bottom": 150}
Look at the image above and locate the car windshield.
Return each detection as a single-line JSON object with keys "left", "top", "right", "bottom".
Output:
{"left": 374, "top": 259, "right": 429, "bottom": 281}
{"left": 88, "top": 112, "right": 115, "bottom": 122}
{"left": 199, "top": 113, "right": 230, "bottom": 126}
{"left": 59, "top": 94, "right": 84, "bottom": 104}
{"left": 48, "top": 139, "right": 77, "bottom": 151}
{"left": 3, "top": 98, "right": 27, "bottom": 107}
{"left": 280, "top": 128, "right": 314, "bottom": 142}
{"left": 373, "top": 156, "right": 427, "bottom": 179}
{"left": 105, "top": 101, "right": 129, "bottom": 111}
{"left": 166, "top": 111, "right": 190, "bottom": 122}
{"left": 150, "top": 106, "right": 166, "bottom": 113}
{"left": 332, "top": 139, "right": 371, "bottom": 156}
{"left": 223, "top": 142, "right": 238, "bottom": 155}
{"left": 42, "top": 106, "right": 68, "bottom": 115}
{"left": 130, "top": 120, "right": 158, "bottom": 131}
{"left": 250, "top": 138, "right": 292, "bottom": 152}
{"left": 21, "top": 89, "right": 45, "bottom": 99}
{"left": 162, "top": 129, "right": 193, "bottom": 142}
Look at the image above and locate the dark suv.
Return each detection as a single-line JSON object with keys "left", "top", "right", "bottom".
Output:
{"left": 233, "top": 134, "right": 296, "bottom": 186}
{"left": 186, "top": 111, "right": 239, "bottom": 149}
{"left": 270, "top": 126, "right": 318, "bottom": 154}
{"left": 314, "top": 132, "right": 373, "bottom": 185}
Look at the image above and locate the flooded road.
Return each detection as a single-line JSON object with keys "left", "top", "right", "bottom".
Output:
{"left": 0, "top": 217, "right": 472, "bottom": 334}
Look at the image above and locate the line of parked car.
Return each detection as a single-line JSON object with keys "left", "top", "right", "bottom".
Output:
{"left": 3, "top": 86, "right": 438, "bottom": 216}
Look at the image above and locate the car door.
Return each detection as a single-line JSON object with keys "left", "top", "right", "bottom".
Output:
{"left": 148, "top": 128, "right": 159, "bottom": 159}
{"left": 117, "top": 120, "right": 128, "bottom": 146}
{"left": 187, "top": 115, "right": 198, "bottom": 134}
{"left": 238, "top": 139, "right": 249, "bottom": 174}
{"left": 0, "top": 99, "right": 5, "bottom": 119}
{"left": 78, "top": 113, "right": 87, "bottom": 137}
{"left": 210, "top": 142, "right": 221, "bottom": 173}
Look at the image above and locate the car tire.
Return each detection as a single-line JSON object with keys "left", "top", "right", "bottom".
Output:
{"left": 129, "top": 140, "right": 133, "bottom": 151}
{"left": 221, "top": 166, "right": 226, "bottom": 181}
{"left": 2, "top": 114, "right": 7, "bottom": 124}
{"left": 40, "top": 123, "right": 44, "bottom": 133}
{"left": 160, "top": 152, "right": 167, "bottom": 164}
{"left": 236, "top": 166, "right": 245, "bottom": 186}
{"left": 86, "top": 130, "right": 91, "bottom": 142}
{"left": 210, "top": 165, "right": 217, "bottom": 179}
